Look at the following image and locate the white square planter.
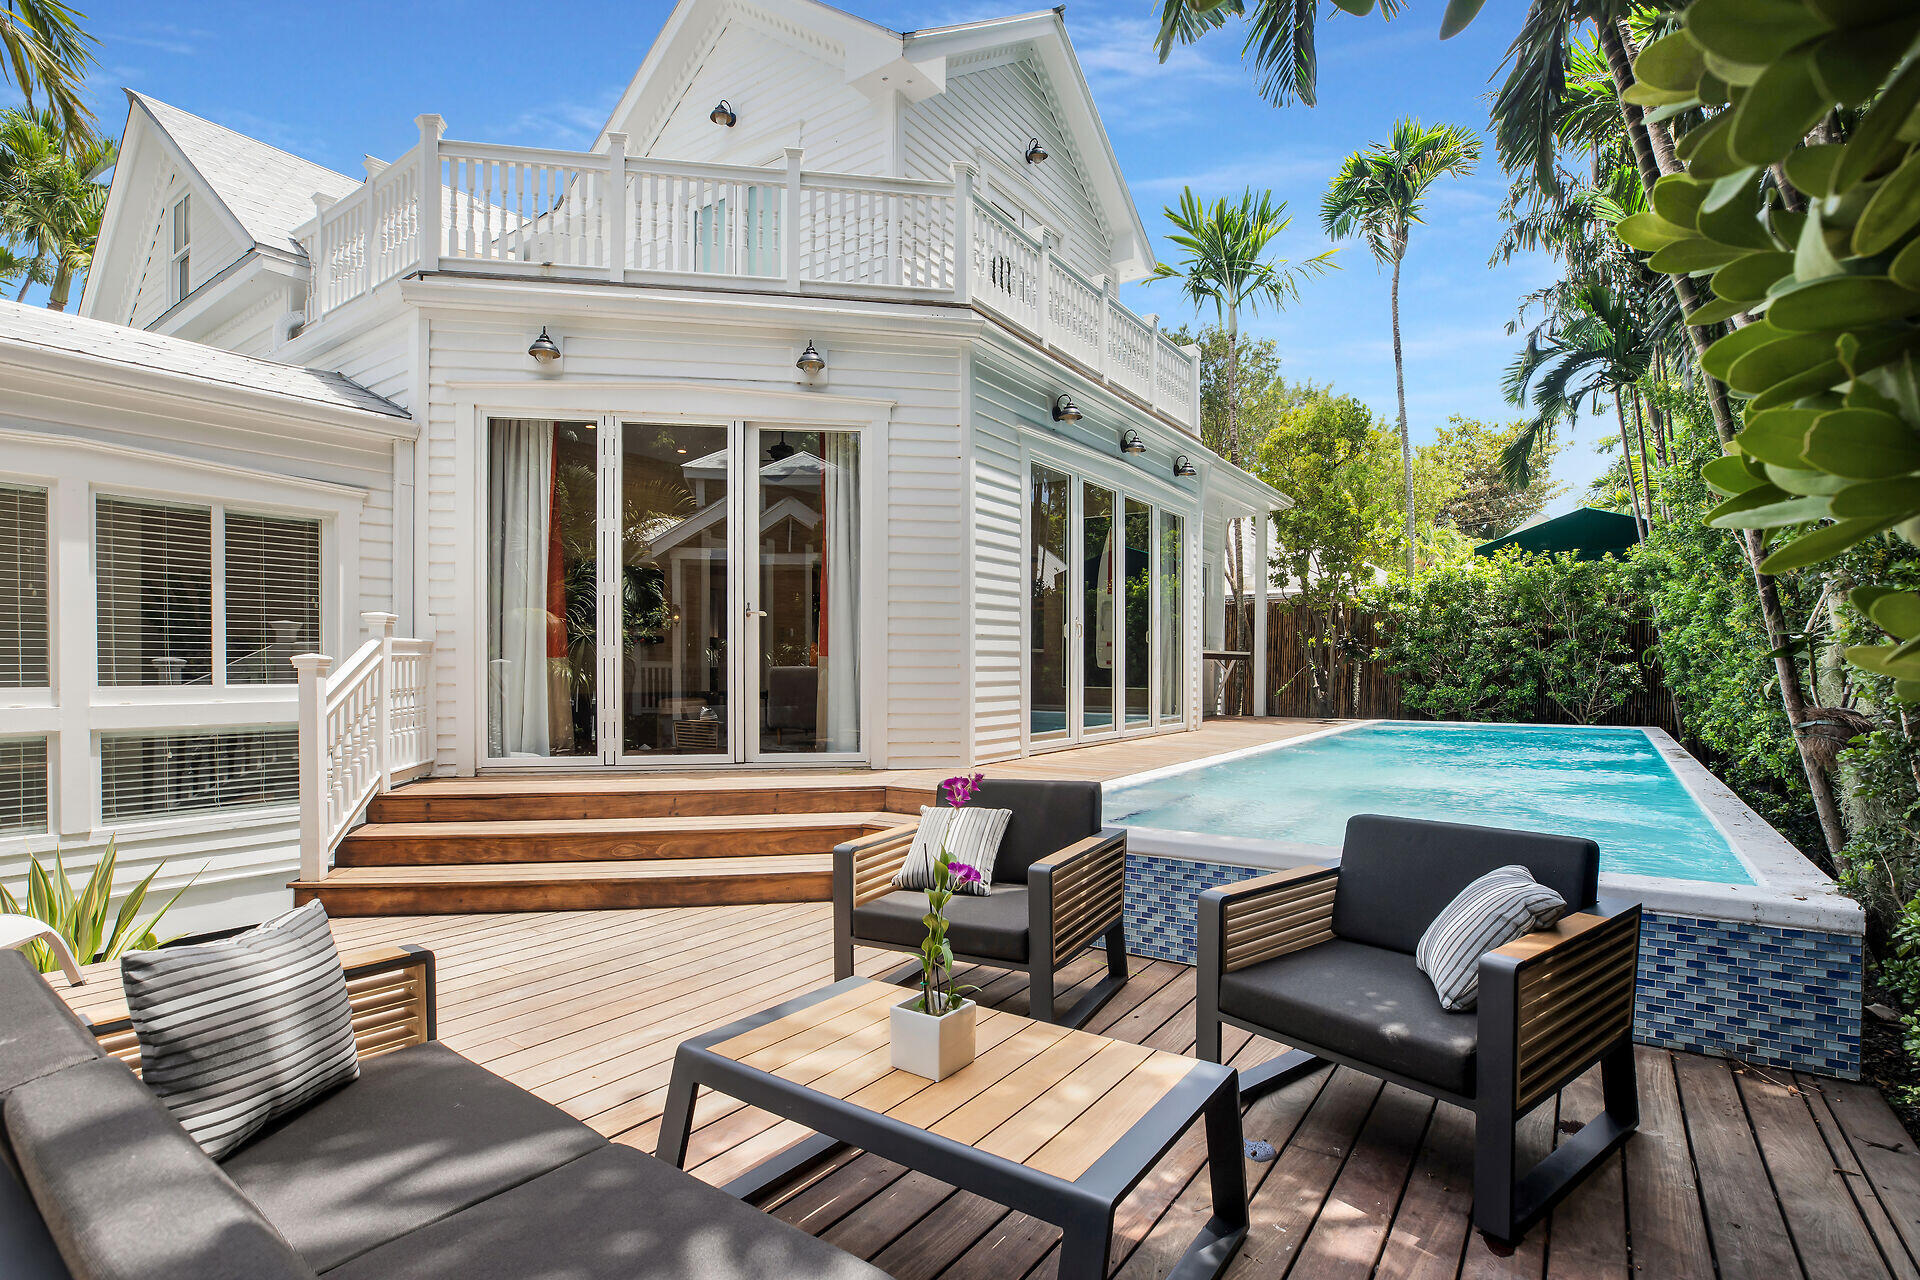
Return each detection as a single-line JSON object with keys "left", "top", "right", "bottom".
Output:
{"left": 889, "top": 995, "right": 977, "bottom": 1081}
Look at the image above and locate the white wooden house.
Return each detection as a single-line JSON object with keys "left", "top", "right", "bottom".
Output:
{"left": 2, "top": 0, "right": 1285, "bottom": 931}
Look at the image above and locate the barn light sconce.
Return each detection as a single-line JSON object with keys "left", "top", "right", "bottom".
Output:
{"left": 1051, "top": 394, "right": 1081, "bottom": 423}
{"left": 766, "top": 431, "right": 796, "bottom": 462}
{"left": 1173, "top": 455, "right": 1197, "bottom": 478}
{"left": 1120, "top": 428, "right": 1146, "bottom": 455}
{"left": 796, "top": 340, "right": 825, "bottom": 375}
{"left": 527, "top": 328, "right": 561, "bottom": 364}
{"left": 1025, "top": 137, "right": 1048, "bottom": 164}
{"left": 710, "top": 100, "right": 737, "bottom": 127}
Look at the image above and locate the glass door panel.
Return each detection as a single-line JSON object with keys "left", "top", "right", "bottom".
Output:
{"left": 1159, "top": 512, "right": 1184, "bottom": 723}
{"left": 1029, "top": 464, "right": 1071, "bottom": 742}
{"left": 753, "top": 429, "right": 861, "bottom": 756}
{"left": 616, "top": 423, "right": 731, "bottom": 759}
{"left": 485, "top": 418, "right": 599, "bottom": 760}
{"left": 1082, "top": 483, "right": 1116, "bottom": 735}
{"left": 1124, "top": 498, "right": 1152, "bottom": 727}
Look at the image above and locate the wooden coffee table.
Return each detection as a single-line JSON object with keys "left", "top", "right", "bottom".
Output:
{"left": 658, "top": 977, "right": 1247, "bottom": 1280}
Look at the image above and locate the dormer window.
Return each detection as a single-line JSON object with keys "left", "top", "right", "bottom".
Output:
{"left": 170, "top": 195, "right": 191, "bottom": 303}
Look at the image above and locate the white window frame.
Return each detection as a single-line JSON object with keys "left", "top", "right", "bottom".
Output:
{"left": 170, "top": 193, "right": 191, "bottom": 304}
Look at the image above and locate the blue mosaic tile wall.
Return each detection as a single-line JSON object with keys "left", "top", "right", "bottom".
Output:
{"left": 1122, "top": 851, "right": 1864, "bottom": 1080}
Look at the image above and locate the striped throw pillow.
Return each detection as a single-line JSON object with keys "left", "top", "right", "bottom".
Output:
{"left": 1415, "top": 865, "right": 1568, "bottom": 1013}
{"left": 121, "top": 901, "right": 359, "bottom": 1159}
{"left": 891, "top": 806, "right": 1012, "bottom": 895}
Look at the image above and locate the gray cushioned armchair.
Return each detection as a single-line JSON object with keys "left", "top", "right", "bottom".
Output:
{"left": 1194, "top": 814, "right": 1641, "bottom": 1244}
{"left": 832, "top": 778, "right": 1129, "bottom": 1028}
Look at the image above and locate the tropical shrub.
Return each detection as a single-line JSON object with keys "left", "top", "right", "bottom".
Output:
{"left": 0, "top": 841, "right": 192, "bottom": 974}
{"left": 1613, "top": 1, "right": 1920, "bottom": 695}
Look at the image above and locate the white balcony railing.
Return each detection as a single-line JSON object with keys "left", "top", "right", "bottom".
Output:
{"left": 295, "top": 115, "right": 1201, "bottom": 430}
{"left": 293, "top": 612, "right": 434, "bottom": 881}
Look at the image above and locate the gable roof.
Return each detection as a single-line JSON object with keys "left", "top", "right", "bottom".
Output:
{"left": 0, "top": 300, "right": 408, "bottom": 421}
{"left": 127, "top": 92, "right": 361, "bottom": 255}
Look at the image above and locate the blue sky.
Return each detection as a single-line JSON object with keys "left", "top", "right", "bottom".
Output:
{"left": 55, "top": 0, "right": 1606, "bottom": 507}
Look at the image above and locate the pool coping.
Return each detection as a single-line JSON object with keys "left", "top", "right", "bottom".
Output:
{"left": 1108, "top": 720, "right": 1865, "bottom": 936}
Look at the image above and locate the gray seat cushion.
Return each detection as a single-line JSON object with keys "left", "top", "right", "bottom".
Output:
{"left": 327, "top": 1143, "right": 888, "bottom": 1280}
{"left": 4, "top": 1059, "right": 315, "bottom": 1280}
{"left": 851, "top": 885, "right": 1029, "bottom": 963}
{"left": 0, "top": 952, "right": 105, "bottom": 1096}
{"left": 1331, "top": 815, "right": 1600, "bottom": 954}
{"left": 940, "top": 778, "right": 1099, "bottom": 885}
{"left": 222, "top": 1042, "right": 603, "bottom": 1272}
{"left": 1217, "top": 939, "right": 1479, "bottom": 1096}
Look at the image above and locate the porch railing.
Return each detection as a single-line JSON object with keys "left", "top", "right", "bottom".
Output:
{"left": 294, "top": 115, "right": 1201, "bottom": 430}
{"left": 293, "top": 612, "right": 435, "bottom": 882}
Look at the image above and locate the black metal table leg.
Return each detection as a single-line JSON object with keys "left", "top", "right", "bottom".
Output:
{"left": 1169, "top": 1074, "right": 1250, "bottom": 1279}
{"left": 656, "top": 1051, "right": 698, "bottom": 1169}
{"left": 1057, "top": 1205, "right": 1115, "bottom": 1280}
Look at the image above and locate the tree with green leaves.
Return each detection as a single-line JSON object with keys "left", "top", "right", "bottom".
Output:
{"left": 0, "top": 1, "right": 96, "bottom": 142}
{"left": 1419, "top": 415, "right": 1566, "bottom": 541}
{"left": 1321, "top": 119, "right": 1482, "bottom": 576}
{"left": 1148, "top": 186, "right": 1337, "bottom": 596}
{"left": 0, "top": 106, "right": 116, "bottom": 309}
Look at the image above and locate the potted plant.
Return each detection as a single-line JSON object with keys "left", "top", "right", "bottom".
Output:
{"left": 889, "top": 772, "right": 985, "bottom": 1080}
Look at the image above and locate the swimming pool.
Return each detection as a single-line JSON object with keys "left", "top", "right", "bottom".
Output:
{"left": 1105, "top": 721, "right": 1753, "bottom": 884}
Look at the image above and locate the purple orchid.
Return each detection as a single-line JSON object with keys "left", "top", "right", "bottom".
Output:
{"left": 942, "top": 772, "right": 987, "bottom": 808}
{"left": 948, "top": 862, "right": 982, "bottom": 887}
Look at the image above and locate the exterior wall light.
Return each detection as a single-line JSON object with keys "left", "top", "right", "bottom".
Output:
{"left": 1025, "top": 137, "right": 1048, "bottom": 164}
{"left": 1051, "top": 394, "right": 1081, "bottom": 423}
{"left": 1173, "top": 455, "right": 1197, "bottom": 478}
{"left": 527, "top": 328, "right": 561, "bottom": 364}
{"left": 1120, "top": 428, "right": 1146, "bottom": 455}
{"left": 796, "top": 340, "right": 826, "bottom": 374}
{"left": 710, "top": 100, "right": 737, "bottom": 127}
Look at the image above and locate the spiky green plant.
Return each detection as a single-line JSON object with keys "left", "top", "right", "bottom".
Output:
{"left": 0, "top": 841, "right": 195, "bottom": 973}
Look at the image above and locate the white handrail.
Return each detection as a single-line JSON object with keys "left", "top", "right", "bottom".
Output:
{"left": 295, "top": 612, "right": 435, "bottom": 882}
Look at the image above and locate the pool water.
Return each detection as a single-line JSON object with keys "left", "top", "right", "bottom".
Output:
{"left": 1104, "top": 722, "right": 1753, "bottom": 885}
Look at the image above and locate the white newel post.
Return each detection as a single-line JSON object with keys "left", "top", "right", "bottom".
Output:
{"left": 365, "top": 612, "right": 397, "bottom": 792}
{"left": 1185, "top": 343, "right": 1203, "bottom": 433}
{"left": 416, "top": 114, "right": 444, "bottom": 272}
{"left": 784, "top": 147, "right": 805, "bottom": 291}
{"left": 1252, "top": 513, "right": 1270, "bottom": 718}
{"left": 293, "top": 653, "right": 334, "bottom": 882}
{"left": 1035, "top": 225, "right": 1054, "bottom": 348}
{"left": 1097, "top": 275, "right": 1112, "bottom": 385}
{"left": 951, "top": 162, "right": 974, "bottom": 304}
{"left": 605, "top": 133, "right": 628, "bottom": 281}
{"left": 1144, "top": 313, "right": 1161, "bottom": 411}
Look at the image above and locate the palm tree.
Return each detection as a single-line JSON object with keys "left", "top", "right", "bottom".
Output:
{"left": 1146, "top": 186, "right": 1337, "bottom": 602}
{"left": 0, "top": 107, "right": 116, "bottom": 310}
{"left": 1321, "top": 119, "right": 1480, "bottom": 576}
{"left": 0, "top": 0, "right": 96, "bottom": 141}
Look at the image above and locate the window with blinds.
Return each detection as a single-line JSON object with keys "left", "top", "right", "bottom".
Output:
{"left": 1, "top": 486, "right": 49, "bottom": 688}
{"left": 97, "top": 497, "right": 213, "bottom": 686}
{"left": 225, "top": 512, "right": 321, "bottom": 684}
{"left": 0, "top": 737, "right": 48, "bottom": 836}
{"left": 100, "top": 727, "right": 297, "bottom": 822}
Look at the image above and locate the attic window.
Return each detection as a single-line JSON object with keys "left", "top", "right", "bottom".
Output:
{"left": 170, "top": 195, "right": 191, "bottom": 303}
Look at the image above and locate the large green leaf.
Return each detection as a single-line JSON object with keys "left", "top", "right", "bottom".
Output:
{"left": 1703, "top": 452, "right": 1771, "bottom": 495}
{"left": 1732, "top": 47, "right": 1837, "bottom": 167}
{"left": 1733, "top": 407, "right": 1820, "bottom": 466}
{"left": 1848, "top": 642, "right": 1920, "bottom": 680}
{"left": 1615, "top": 210, "right": 1698, "bottom": 252}
{"left": 1855, "top": 585, "right": 1920, "bottom": 639}
{"left": 1687, "top": 0, "right": 1832, "bottom": 65}
{"left": 1812, "top": 18, "right": 1920, "bottom": 107}
{"left": 1784, "top": 143, "right": 1847, "bottom": 198}
{"left": 1806, "top": 0, "right": 1920, "bottom": 29}
{"left": 1712, "top": 250, "right": 1795, "bottom": 302}
{"left": 1707, "top": 490, "right": 1833, "bottom": 528}
{"left": 1760, "top": 515, "right": 1899, "bottom": 570}
{"left": 1830, "top": 475, "right": 1920, "bottom": 518}
{"left": 1765, "top": 462, "right": 1854, "bottom": 495}
{"left": 1794, "top": 202, "right": 1847, "bottom": 280}
{"left": 1725, "top": 329, "right": 1843, "bottom": 392}
{"left": 1686, "top": 295, "right": 1749, "bottom": 326}
{"left": 1438, "top": 0, "right": 1488, "bottom": 39}
{"left": 1682, "top": 111, "right": 1751, "bottom": 182}
{"left": 1649, "top": 238, "right": 1751, "bottom": 274}
{"left": 1836, "top": 58, "right": 1920, "bottom": 193}
{"left": 1765, "top": 274, "right": 1920, "bottom": 330}
{"left": 1803, "top": 406, "right": 1920, "bottom": 476}
{"left": 1854, "top": 146, "right": 1920, "bottom": 256}
{"left": 1702, "top": 320, "right": 1786, "bottom": 381}
{"left": 1699, "top": 176, "right": 1779, "bottom": 250}
{"left": 1892, "top": 237, "right": 1920, "bottom": 291}
{"left": 1651, "top": 175, "right": 1709, "bottom": 230}
{"left": 1635, "top": 30, "right": 1709, "bottom": 93}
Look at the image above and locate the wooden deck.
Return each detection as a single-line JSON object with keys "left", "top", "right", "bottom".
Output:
{"left": 51, "top": 904, "right": 1920, "bottom": 1280}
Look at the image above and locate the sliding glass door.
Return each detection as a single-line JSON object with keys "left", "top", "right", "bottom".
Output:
{"left": 1029, "top": 465, "right": 1071, "bottom": 742}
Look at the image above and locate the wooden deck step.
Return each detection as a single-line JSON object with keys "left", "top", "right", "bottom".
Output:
{"left": 291, "top": 855, "right": 833, "bottom": 915}
{"left": 335, "top": 812, "right": 916, "bottom": 866}
{"left": 367, "top": 777, "right": 928, "bottom": 823}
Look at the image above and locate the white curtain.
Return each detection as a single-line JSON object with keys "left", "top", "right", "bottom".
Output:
{"left": 488, "top": 420, "right": 553, "bottom": 757}
{"left": 817, "top": 432, "right": 860, "bottom": 752}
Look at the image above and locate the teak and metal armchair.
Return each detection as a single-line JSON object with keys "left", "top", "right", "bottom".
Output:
{"left": 832, "top": 778, "right": 1129, "bottom": 1028}
{"left": 1195, "top": 814, "right": 1641, "bottom": 1244}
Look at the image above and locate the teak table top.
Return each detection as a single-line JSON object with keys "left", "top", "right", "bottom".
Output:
{"left": 703, "top": 976, "right": 1210, "bottom": 1184}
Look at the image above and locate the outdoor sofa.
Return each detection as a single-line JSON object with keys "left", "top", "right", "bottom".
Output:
{"left": 1194, "top": 814, "right": 1642, "bottom": 1243}
{"left": 832, "top": 777, "right": 1130, "bottom": 1027}
{"left": 0, "top": 945, "right": 885, "bottom": 1280}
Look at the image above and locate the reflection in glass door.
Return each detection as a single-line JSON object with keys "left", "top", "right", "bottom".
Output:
{"left": 753, "top": 429, "right": 861, "bottom": 756}
{"left": 1124, "top": 498, "right": 1152, "bottom": 727}
{"left": 1029, "top": 464, "right": 1071, "bottom": 742}
{"left": 1082, "top": 484, "right": 1116, "bottom": 735}
{"left": 617, "top": 423, "right": 731, "bottom": 758}
{"left": 1159, "top": 512, "right": 1185, "bottom": 723}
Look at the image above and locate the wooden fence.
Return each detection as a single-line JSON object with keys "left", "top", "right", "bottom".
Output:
{"left": 1218, "top": 601, "right": 1683, "bottom": 739}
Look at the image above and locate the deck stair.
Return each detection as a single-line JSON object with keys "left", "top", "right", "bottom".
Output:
{"left": 292, "top": 776, "right": 933, "bottom": 916}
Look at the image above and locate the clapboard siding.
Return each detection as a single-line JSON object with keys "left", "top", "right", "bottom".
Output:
{"left": 124, "top": 156, "right": 247, "bottom": 331}
{"left": 969, "top": 370, "right": 1033, "bottom": 763}
{"left": 903, "top": 56, "right": 1111, "bottom": 281}
{"left": 627, "top": 14, "right": 887, "bottom": 175}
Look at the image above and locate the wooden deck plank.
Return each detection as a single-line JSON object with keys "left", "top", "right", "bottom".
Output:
{"left": 1672, "top": 1053, "right": 1803, "bottom": 1279}
{"left": 1542, "top": 1068, "right": 1628, "bottom": 1280}
{"left": 1812, "top": 1075, "right": 1920, "bottom": 1274}
{"left": 1740, "top": 1067, "right": 1891, "bottom": 1278}
{"left": 1620, "top": 1046, "right": 1716, "bottom": 1280}
{"left": 1286, "top": 1082, "right": 1434, "bottom": 1279}
{"left": 1370, "top": 1101, "right": 1474, "bottom": 1280}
